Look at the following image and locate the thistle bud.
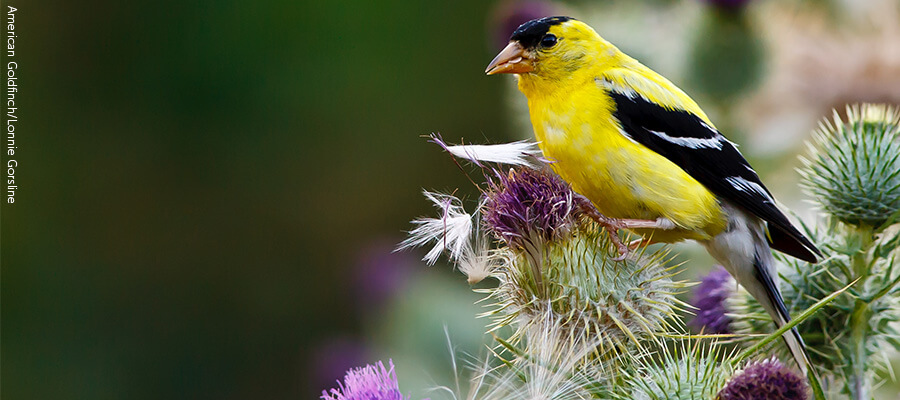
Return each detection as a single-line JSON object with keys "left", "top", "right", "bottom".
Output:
{"left": 717, "top": 358, "right": 808, "bottom": 400}
{"left": 801, "top": 104, "right": 900, "bottom": 229}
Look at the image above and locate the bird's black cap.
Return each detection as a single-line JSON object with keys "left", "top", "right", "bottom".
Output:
{"left": 510, "top": 16, "right": 572, "bottom": 49}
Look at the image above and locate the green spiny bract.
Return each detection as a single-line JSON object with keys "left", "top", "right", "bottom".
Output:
{"left": 617, "top": 340, "right": 734, "bottom": 400}
{"left": 482, "top": 224, "right": 688, "bottom": 366}
{"left": 800, "top": 104, "right": 900, "bottom": 229}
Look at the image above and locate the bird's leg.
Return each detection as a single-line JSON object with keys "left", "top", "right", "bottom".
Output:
{"left": 574, "top": 194, "right": 675, "bottom": 259}
{"left": 614, "top": 217, "right": 677, "bottom": 230}
{"left": 605, "top": 218, "right": 675, "bottom": 259}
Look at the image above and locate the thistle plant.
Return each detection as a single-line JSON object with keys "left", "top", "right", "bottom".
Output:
{"left": 727, "top": 104, "right": 900, "bottom": 399}
{"left": 393, "top": 137, "right": 750, "bottom": 399}
{"left": 344, "top": 104, "right": 900, "bottom": 400}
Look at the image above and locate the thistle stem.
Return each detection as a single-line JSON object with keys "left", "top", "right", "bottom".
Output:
{"left": 847, "top": 224, "right": 875, "bottom": 400}
{"left": 851, "top": 225, "right": 874, "bottom": 278}
{"left": 848, "top": 301, "right": 871, "bottom": 400}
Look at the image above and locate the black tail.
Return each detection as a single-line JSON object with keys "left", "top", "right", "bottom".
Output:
{"left": 753, "top": 255, "right": 816, "bottom": 377}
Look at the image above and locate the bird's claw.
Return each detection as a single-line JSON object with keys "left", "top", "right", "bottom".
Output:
{"left": 604, "top": 228, "right": 630, "bottom": 261}
{"left": 574, "top": 193, "right": 668, "bottom": 259}
{"left": 611, "top": 244, "right": 629, "bottom": 261}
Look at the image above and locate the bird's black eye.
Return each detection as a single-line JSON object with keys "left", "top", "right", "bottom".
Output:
{"left": 541, "top": 34, "right": 557, "bottom": 48}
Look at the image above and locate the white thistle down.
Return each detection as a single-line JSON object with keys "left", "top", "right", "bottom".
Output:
{"left": 456, "top": 216, "right": 498, "bottom": 284}
{"left": 459, "top": 310, "right": 605, "bottom": 400}
{"left": 398, "top": 191, "right": 472, "bottom": 264}
{"left": 397, "top": 191, "right": 497, "bottom": 283}
{"left": 430, "top": 134, "right": 548, "bottom": 167}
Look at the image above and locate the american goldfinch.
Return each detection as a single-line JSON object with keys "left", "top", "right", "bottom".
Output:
{"left": 486, "top": 16, "right": 822, "bottom": 374}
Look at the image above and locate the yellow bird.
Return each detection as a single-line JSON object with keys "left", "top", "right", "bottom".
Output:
{"left": 486, "top": 16, "right": 821, "bottom": 374}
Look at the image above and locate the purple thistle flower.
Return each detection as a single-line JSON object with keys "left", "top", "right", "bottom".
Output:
{"left": 321, "top": 360, "right": 408, "bottom": 400}
{"left": 718, "top": 358, "right": 809, "bottom": 400}
{"left": 483, "top": 168, "right": 578, "bottom": 248}
{"left": 689, "top": 266, "right": 733, "bottom": 334}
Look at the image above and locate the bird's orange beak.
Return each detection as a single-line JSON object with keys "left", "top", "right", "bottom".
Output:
{"left": 485, "top": 42, "right": 533, "bottom": 75}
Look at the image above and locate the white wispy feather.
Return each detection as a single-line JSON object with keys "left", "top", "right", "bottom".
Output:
{"left": 397, "top": 191, "right": 473, "bottom": 265}
{"left": 397, "top": 192, "right": 498, "bottom": 283}
{"left": 431, "top": 134, "right": 548, "bottom": 167}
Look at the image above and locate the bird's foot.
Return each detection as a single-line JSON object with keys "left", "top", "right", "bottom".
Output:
{"left": 573, "top": 194, "right": 633, "bottom": 260}
{"left": 603, "top": 218, "right": 675, "bottom": 259}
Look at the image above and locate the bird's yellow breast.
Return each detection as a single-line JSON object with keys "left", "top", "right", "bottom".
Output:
{"left": 527, "top": 83, "right": 727, "bottom": 242}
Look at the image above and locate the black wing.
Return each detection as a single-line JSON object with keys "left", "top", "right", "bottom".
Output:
{"left": 607, "top": 90, "right": 821, "bottom": 263}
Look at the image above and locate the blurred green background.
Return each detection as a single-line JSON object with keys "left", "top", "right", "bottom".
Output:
{"left": 3, "top": 0, "right": 899, "bottom": 399}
